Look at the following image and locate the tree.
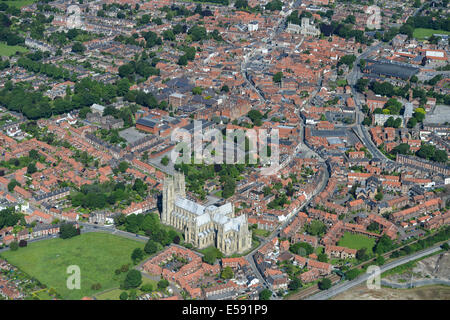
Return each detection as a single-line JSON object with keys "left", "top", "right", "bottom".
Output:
{"left": 60, "top": 223, "right": 79, "bottom": 239}
{"left": 432, "top": 150, "right": 448, "bottom": 163}
{"left": 157, "top": 279, "right": 169, "bottom": 290}
{"left": 374, "top": 234, "right": 394, "bottom": 255}
{"left": 345, "top": 269, "right": 360, "bottom": 280}
{"left": 290, "top": 242, "right": 314, "bottom": 256}
{"left": 306, "top": 220, "right": 327, "bottom": 236}
{"left": 235, "top": 0, "right": 248, "bottom": 9}
{"left": 338, "top": 55, "right": 356, "bottom": 68}
{"left": 119, "top": 291, "right": 128, "bottom": 300}
{"left": 441, "top": 243, "right": 449, "bottom": 251}
{"left": 124, "top": 270, "right": 142, "bottom": 289}
{"left": 221, "top": 266, "right": 234, "bottom": 279}
{"left": 19, "top": 240, "right": 27, "bottom": 247}
{"left": 318, "top": 278, "right": 332, "bottom": 290}
{"left": 259, "top": 289, "right": 272, "bottom": 300}
{"left": 27, "top": 163, "right": 37, "bottom": 174}
{"left": 407, "top": 117, "right": 417, "bottom": 128}
{"left": 288, "top": 278, "right": 301, "bottom": 291}
{"left": 158, "top": 155, "right": 169, "bottom": 166}
{"left": 375, "top": 192, "right": 383, "bottom": 201}
{"left": 144, "top": 240, "right": 158, "bottom": 255}
{"left": 376, "top": 255, "right": 385, "bottom": 266}
{"left": 9, "top": 241, "right": 19, "bottom": 251}
{"left": 318, "top": 253, "right": 328, "bottom": 263}
{"left": 177, "top": 54, "right": 188, "bottom": 66}
{"left": 192, "top": 86, "right": 203, "bottom": 95}
{"left": 356, "top": 248, "right": 369, "bottom": 261}
{"left": 272, "top": 72, "right": 283, "bottom": 83}
{"left": 118, "top": 161, "right": 129, "bottom": 173}
{"left": 392, "top": 143, "right": 410, "bottom": 155}
{"left": 131, "top": 248, "right": 144, "bottom": 263}
{"left": 140, "top": 283, "right": 154, "bottom": 292}
{"left": 203, "top": 251, "right": 217, "bottom": 265}
{"left": 7, "top": 179, "right": 20, "bottom": 192}
{"left": 71, "top": 42, "right": 86, "bottom": 54}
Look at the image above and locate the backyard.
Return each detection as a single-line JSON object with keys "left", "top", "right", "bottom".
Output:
{"left": 0, "top": 232, "right": 145, "bottom": 300}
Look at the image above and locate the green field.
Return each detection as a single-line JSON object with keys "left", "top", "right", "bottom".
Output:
{"left": 413, "top": 28, "right": 450, "bottom": 40}
{"left": 0, "top": 232, "right": 145, "bottom": 300}
{"left": 1, "top": 0, "right": 36, "bottom": 8}
{"left": 337, "top": 232, "right": 376, "bottom": 251}
{"left": 0, "top": 42, "right": 28, "bottom": 57}
{"left": 95, "top": 277, "right": 158, "bottom": 300}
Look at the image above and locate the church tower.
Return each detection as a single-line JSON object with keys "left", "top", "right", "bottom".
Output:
{"left": 162, "top": 176, "right": 174, "bottom": 224}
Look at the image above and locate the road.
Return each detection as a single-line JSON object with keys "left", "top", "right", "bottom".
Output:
{"left": 306, "top": 241, "right": 449, "bottom": 300}
{"left": 346, "top": 41, "right": 393, "bottom": 162}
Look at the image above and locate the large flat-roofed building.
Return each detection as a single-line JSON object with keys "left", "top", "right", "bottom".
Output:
{"left": 136, "top": 116, "right": 160, "bottom": 135}
{"left": 363, "top": 60, "right": 419, "bottom": 80}
{"left": 162, "top": 173, "right": 252, "bottom": 255}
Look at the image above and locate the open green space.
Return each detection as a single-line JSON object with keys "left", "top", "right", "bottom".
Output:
{"left": 337, "top": 232, "right": 376, "bottom": 251}
{"left": 0, "top": 42, "right": 28, "bottom": 57}
{"left": 253, "top": 228, "right": 271, "bottom": 238}
{"left": 0, "top": 232, "right": 145, "bottom": 300}
{"left": 413, "top": 28, "right": 450, "bottom": 40}
{"left": 1, "top": 0, "right": 36, "bottom": 8}
{"left": 94, "top": 277, "right": 158, "bottom": 300}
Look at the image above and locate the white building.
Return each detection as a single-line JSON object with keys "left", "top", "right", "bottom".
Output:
{"left": 248, "top": 21, "right": 259, "bottom": 32}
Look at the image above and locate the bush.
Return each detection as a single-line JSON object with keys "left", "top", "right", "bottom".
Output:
{"left": 119, "top": 291, "right": 128, "bottom": 300}
{"left": 18, "top": 240, "right": 27, "bottom": 247}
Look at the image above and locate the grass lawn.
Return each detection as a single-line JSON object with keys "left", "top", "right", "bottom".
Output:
{"left": 95, "top": 277, "right": 159, "bottom": 300}
{"left": 253, "top": 228, "right": 271, "bottom": 238}
{"left": 0, "top": 232, "right": 145, "bottom": 300}
{"left": 33, "top": 290, "right": 54, "bottom": 300}
{"left": 0, "top": 42, "right": 28, "bottom": 57}
{"left": 1, "top": 0, "right": 36, "bottom": 8}
{"left": 95, "top": 288, "right": 123, "bottom": 300}
{"left": 413, "top": 28, "right": 450, "bottom": 40}
{"left": 337, "top": 232, "right": 376, "bottom": 251}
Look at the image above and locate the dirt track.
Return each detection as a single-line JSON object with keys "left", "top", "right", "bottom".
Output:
{"left": 332, "top": 284, "right": 450, "bottom": 300}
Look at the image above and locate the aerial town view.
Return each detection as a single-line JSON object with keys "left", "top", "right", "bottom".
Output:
{"left": 0, "top": 0, "right": 449, "bottom": 306}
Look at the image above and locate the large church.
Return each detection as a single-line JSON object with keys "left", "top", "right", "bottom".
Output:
{"left": 161, "top": 172, "right": 252, "bottom": 256}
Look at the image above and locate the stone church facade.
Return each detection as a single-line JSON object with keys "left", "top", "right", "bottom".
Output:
{"left": 161, "top": 173, "right": 252, "bottom": 256}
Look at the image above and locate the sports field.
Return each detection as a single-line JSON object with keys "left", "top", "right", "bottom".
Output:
{"left": 413, "top": 28, "right": 450, "bottom": 40}
{"left": 337, "top": 232, "right": 376, "bottom": 251}
{"left": 0, "top": 232, "right": 145, "bottom": 300}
